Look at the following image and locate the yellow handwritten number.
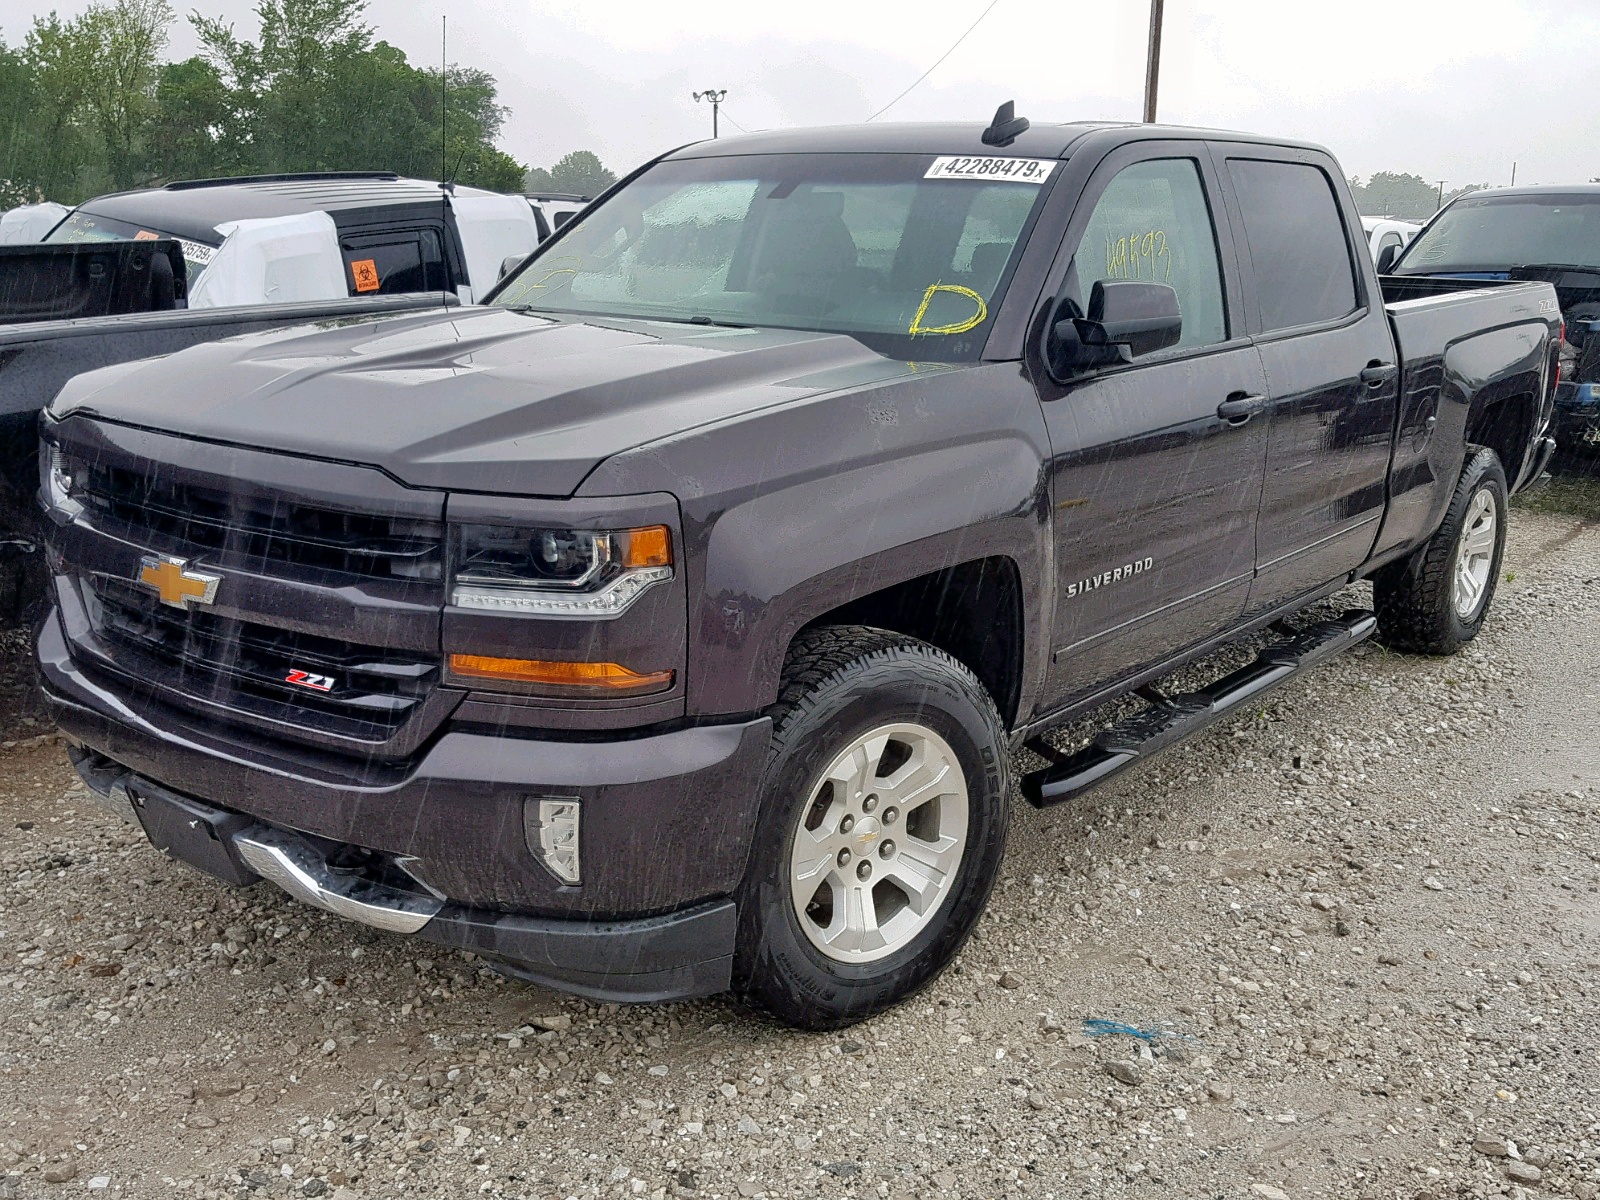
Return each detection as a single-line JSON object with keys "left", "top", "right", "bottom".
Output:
{"left": 908, "top": 283, "right": 989, "bottom": 336}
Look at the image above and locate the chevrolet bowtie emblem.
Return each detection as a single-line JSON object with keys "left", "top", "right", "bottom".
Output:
{"left": 137, "top": 555, "right": 221, "bottom": 610}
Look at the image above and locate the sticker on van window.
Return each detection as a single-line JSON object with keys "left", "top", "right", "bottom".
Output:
{"left": 350, "top": 258, "right": 381, "bottom": 293}
{"left": 176, "top": 238, "right": 215, "bottom": 267}
{"left": 134, "top": 230, "right": 160, "bottom": 241}
{"left": 925, "top": 156, "right": 1056, "bottom": 184}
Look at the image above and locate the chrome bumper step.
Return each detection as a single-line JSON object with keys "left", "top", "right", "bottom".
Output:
{"left": 232, "top": 827, "right": 442, "bottom": 934}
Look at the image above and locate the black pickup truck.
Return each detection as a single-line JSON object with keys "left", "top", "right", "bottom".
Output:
{"left": 36, "top": 113, "right": 1561, "bottom": 1028}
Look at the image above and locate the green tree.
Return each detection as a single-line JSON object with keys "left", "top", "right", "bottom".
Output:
{"left": 79, "top": 0, "right": 174, "bottom": 189}
{"left": 426, "top": 65, "right": 526, "bottom": 192}
{"left": 4, "top": 0, "right": 525, "bottom": 202}
{"left": 1350, "top": 172, "right": 1489, "bottom": 220}
{"left": 0, "top": 39, "right": 45, "bottom": 207}
{"left": 17, "top": 12, "right": 100, "bottom": 200}
{"left": 526, "top": 150, "right": 617, "bottom": 197}
{"left": 185, "top": 0, "right": 523, "bottom": 186}
{"left": 148, "top": 56, "right": 247, "bottom": 182}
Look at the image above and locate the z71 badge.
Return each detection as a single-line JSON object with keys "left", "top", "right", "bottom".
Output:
{"left": 285, "top": 669, "right": 335, "bottom": 692}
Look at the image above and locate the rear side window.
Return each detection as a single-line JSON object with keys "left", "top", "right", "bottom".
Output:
{"left": 341, "top": 229, "right": 449, "bottom": 295}
{"left": 1227, "top": 159, "right": 1358, "bottom": 332}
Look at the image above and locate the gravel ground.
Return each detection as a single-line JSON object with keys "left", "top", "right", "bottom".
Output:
{"left": 1, "top": 505, "right": 1598, "bottom": 1200}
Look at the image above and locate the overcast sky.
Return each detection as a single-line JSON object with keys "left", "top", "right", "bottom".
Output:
{"left": 3, "top": 0, "right": 1596, "bottom": 187}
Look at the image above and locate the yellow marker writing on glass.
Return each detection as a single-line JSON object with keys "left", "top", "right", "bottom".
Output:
{"left": 908, "top": 283, "right": 989, "bottom": 336}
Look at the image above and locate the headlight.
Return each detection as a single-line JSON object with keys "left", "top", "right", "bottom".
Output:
{"left": 450, "top": 523, "right": 673, "bottom": 617}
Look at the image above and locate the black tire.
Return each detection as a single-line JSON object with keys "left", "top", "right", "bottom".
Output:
{"left": 732, "top": 626, "right": 1010, "bottom": 1030}
{"left": 1374, "top": 447, "right": 1508, "bottom": 655}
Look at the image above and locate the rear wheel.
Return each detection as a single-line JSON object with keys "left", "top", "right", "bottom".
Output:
{"left": 1374, "top": 447, "right": 1508, "bottom": 655}
{"left": 733, "top": 627, "right": 1009, "bottom": 1029}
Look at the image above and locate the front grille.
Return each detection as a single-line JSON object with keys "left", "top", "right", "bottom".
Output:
{"left": 87, "top": 579, "right": 439, "bottom": 739}
{"left": 72, "top": 458, "right": 442, "bottom": 585}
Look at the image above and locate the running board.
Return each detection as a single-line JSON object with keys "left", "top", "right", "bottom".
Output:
{"left": 1019, "top": 609, "right": 1376, "bottom": 808}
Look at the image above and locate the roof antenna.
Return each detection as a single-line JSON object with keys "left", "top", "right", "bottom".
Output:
{"left": 440, "top": 14, "right": 450, "bottom": 309}
{"left": 982, "top": 100, "right": 1029, "bottom": 148}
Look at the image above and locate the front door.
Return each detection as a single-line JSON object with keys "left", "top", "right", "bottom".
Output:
{"left": 1216, "top": 152, "right": 1401, "bottom": 613}
{"left": 1030, "top": 146, "right": 1271, "bottom": 716}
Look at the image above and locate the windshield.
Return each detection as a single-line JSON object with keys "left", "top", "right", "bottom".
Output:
{"left": 1396, "top": 193, "right": 1600, "bottom": 274}
{"left": 45, "top": 209, "right": 218, "bottom": 283}
{"left": 492, "top": 152, "right": 1055, "bottom": 360}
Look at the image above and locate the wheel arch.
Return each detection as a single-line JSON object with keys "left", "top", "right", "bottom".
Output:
{"left": 1465, "top": 381, "right": 1539, "bottom": 489}
{"left": 790, "top": 556, "right": 1028, "bottom": 729}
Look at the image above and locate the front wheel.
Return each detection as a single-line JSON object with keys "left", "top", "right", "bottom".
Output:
{"left": 1374, "top": 446, "right": 1508, "bottom": 655}
{"left": 733, "top": 627, "right": 1010, "bottom": 1029}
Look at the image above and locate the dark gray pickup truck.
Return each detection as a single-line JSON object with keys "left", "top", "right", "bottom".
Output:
{"left": 36, "top": 113, "right": 1561, "bottom": 1028}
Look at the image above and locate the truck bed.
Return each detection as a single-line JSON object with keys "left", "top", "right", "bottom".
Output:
{"left": 0, "top": 293, "right": 458, "bottom": 547}
{"left": 1374, "top": 276, "right": 1559, "bottom": 560}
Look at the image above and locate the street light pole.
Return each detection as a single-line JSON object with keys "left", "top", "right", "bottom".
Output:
{"left": 1143, "top": 0, "right": 1164, "bottom": 123}
{"left": 693, "top": 89, "right": 728, "bottom": 139}
{"left": 1436, "top": 179, "right": 1447, "bottom": 210}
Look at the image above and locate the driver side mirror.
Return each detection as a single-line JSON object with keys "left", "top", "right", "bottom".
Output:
{"left": 498, "top": 254, "right": 525, "bottom": 282}
{"left": 1375, "top": 242, "right": 1402, "bottom": 274}
{"left": 1048, "top": 279, "right": 1182, "bottom": 378}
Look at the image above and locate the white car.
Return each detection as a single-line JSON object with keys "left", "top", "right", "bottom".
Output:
{"left": 1362, "top": 216, "right": 1421, "bottom": 269}
{"left": 524, "top": 193, "right": 591, "bottom": 241}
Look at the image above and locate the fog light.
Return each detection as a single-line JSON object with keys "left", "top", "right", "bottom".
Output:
{"left": 525, "top": 797, "right": 581, "bottom": 885}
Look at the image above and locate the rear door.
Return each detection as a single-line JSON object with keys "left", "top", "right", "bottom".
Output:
{"left": 1030, "top": 142, "right": 1271, "bottom": 714}
{"left": 1214, "top": 149, "right": 1400, "bottom": 614}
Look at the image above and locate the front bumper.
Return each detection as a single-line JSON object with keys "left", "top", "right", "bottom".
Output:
{"left": 1554, "top": 381, "right": 1600, "bottom": 448}
{"left": 41, "top": 607, "right": 770, "bottom": 1002}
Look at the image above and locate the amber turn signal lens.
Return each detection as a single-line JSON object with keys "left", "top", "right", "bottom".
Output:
{"left": 448, "top": 654, "right": 674, "bottom": 698}
{"left": 620, "top": 525, "right": 671, "bottom": 569}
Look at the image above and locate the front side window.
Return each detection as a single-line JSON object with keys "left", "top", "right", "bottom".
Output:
{"left": 1062, "top": 157, "right": 1228, "bottom": 354}
{"left": 1227, "top": 158, "right": 1358, "bottom": 332}
{"left": 1395, "top": 193, "right": 1600, "bottom": 275}
{"left": 493, "top": 153, "right": 1055, "bottom": 361}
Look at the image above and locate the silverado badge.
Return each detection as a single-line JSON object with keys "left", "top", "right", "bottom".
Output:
{"left": 137, "top": 554, "right": 221, "bottom": 610}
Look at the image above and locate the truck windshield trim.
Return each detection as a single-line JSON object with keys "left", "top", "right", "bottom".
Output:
{"left": 1396, "top": 192, "right": 1600, "bottom": 276}
{"left": 491, "top": 152, "right": 1056, "bottom": 362}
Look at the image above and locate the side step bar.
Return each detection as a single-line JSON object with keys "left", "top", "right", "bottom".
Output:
{"left": 1019, "top": 609, "right": 1376, "bottom": 808}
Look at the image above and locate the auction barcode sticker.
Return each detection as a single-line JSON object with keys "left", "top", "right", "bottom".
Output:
{"left": 176, "top": 238, "right": 215, "bottom": 267}
{"left": 925, "top": 156, "right": 1056, "bottom": 184}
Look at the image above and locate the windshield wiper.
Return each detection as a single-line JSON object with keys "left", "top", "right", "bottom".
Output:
{"left": 1510, "top": 263, "right": 1600, "bottom": 276}
{"left": 501, "top": 304, "right": 749, "bottom": 329}
{"left": 684, "top": 315, "right": 748, "bottom": 329}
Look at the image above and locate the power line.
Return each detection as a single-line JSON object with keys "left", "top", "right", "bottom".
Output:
{"left": 866, "top": 0, "right": 1003, "bottom": 122}
{"left": 717, "top": 107, "right": 754, "bottom": 134}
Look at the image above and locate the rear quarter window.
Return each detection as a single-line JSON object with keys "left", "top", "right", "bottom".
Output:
{"left": 340, "top": 229, "right": 449, "bottom": 295}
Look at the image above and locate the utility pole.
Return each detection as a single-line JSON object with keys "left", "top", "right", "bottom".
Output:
{"left": 1511, "top": 161, "right": 1517, "bottom": 186}
{"left": 1436, "top": 179, "right": 1447, "bottom": 210}
{"left": 1143, "top": 0, "right": 1164, "bottom": 123}
{"left": 693, "top": 89, "right": 728, "bottom": 139}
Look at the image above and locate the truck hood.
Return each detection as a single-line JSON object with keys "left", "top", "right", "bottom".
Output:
{"left": 49, "top": 306, "right": 911, "bottom": 496}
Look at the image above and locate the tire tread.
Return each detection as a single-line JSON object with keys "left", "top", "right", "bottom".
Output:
{"left": 1374, "top": 446, "right": 1506, "bottom": 655}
